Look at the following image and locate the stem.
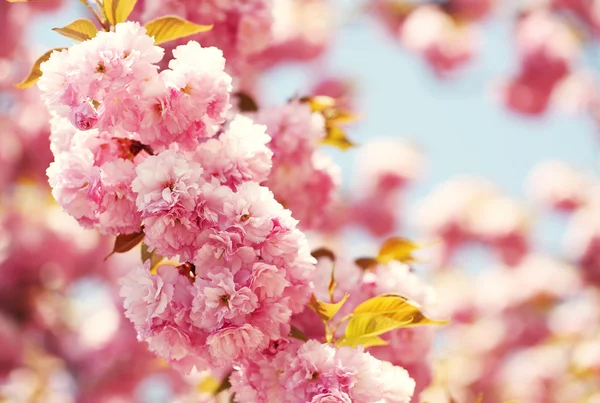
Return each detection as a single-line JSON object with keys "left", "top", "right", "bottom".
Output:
{"left": 328, "top": 314, "right": 353, "bottom": 343}
{"left": 81, "top": 0, "right": 109, "bottom": 31}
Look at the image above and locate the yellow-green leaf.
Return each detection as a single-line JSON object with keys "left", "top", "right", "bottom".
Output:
{"left": 103, "top": 0, "right": 137, "bottom": 26}
{"left": 52, "top": 19, "right": 98, "bottom": 42}
{"left": 145, "top": 16, "right": 213, "bottom": 45}
{"left": 16, "top": 48, "right": 66, "bottom": 89}
{"left": 475, "top": 394, "right": 483, "bottom": 403}
{"left": 339, "top": 294, "right": 448, "bottom": 347}
{"left": 353, "top": 294, "right": 446, "bottom": 326}
{"left": 321, "top": 125, "right": 356, "bottom": 151}
{"left": 338, "top": 314, "right": 404, "bottom": 347}
{"left": 338, "top": 334, "right": 388, "bottom": 348}
{"left": 377, "top": 237, "right": 420, "bottom": 264}
{"left": 307, "top": 293, "right": 349, "bottom": 322}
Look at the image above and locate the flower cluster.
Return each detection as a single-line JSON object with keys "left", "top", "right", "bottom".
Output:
{"left": 415, "top": 177, "right": 530, "bottom": 267}
{"left": 252, "top": 101, "right": 340, "bottom": 230}
{"left": 351, "top": 138, "right": 424, "bottom": 236}
{"left": 121, "top": 188, "right": 315, "bottom": 372}
{"left": 37, "top": 22, "right": 316, "bottom": 373}
{"left": 291, "top": 252, "right": 440, "bottom": 397}
{"left": 501, "top": 10, "right": 582, "bottom": 115}
{"left": 139, "top": 0, "right": 273, "bottom": 76}
{"left": 230, "top": 339, "right": 416, "bottom": 403}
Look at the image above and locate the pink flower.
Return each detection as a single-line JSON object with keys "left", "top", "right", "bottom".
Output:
{"left": 501, "top": 10, "right": 578, "bottom": 115}
{"left": 231, "top": 340, "right": 415, "bottom": 403}
{"left": 143, "top": 214, "right": 200, "bottom": 261}
{"left": 191, "top": 269, "right": 259, "bottom": 329}
{"left": 98, "top": 158, "right": 141, "bottom": 235}
{"left": 207, "top": 324, "right": 268, "bottom": 366}
{"left": 120, "top": 263, "right": 200, "bottom": 368}
{"left": 195, "top": 115, "right": 272, "bottom": 187}
{"left": 39, "top": 22, "right": 164, "bottom": 132}
{"left": 140, "top": 42, "right": 232, "bottom": 151}
{"left": 46, "top": 147, "right": 103, "bottom": 228}
{"left": 527, "top": 160, "right": 590, "bottom": 211}
{"left": 70, "top": 100, "right": 99, "bottom": 131}
{"left": 133, "top": 150, "right": 203, "bottom": 215}
{"left": 140, "top": 0, "right": 273, "bottom": 74}
{"left": 251, "top": 263, "right": 290, "bottom": 300}
{"left": 310, "top": 390, "right": 352, "bottom": 403}
{"left": 253, "top": 101, "right": 340, "bottom": 230}
{"left": 400, "top": 5, "right": 478, "bottom": 77}
{"left": 223, "top": 182, "right": 285, "bottom": 244}
{"left": 120, "top": 263, "right": 177, "bottom": 330}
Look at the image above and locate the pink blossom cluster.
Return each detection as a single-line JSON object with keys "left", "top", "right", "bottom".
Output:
{"left": 351, "top": 138, "right": 424, "bottom": 236}
{"left": 40, "top": 22, "right": 227, "bottom": 235}
{"left": 420, "top": 164, "right": 600, "bottom": 402}
{"left": 501, "top": 10, "right": 583, "bottom": 115}
{"left": 427, "top": 253, "right": 593, "bottom": 403}
{"left": 0, "top": 183, "right": 194, "bottom": 401}
{"left": 139, "top": 0, "right": 273, "bottom": 75}
{"left": 0, "top": 0, "right": 68, "bottom": 191}
{"left": 369, "top": 0, "right": 600, "bottom": 121}
{"left": 230, "top": 339, "right": 416, "bottom": 403}
{"left": 370, "top": 0, "right": 493, "bottom": 77}
{"left": 121, "top": 200, "right": 315, "bottom": 372}
{"left": 253, "top": 0, "right": 333, "bottom": 69}
{"left": 38, "top": 22, "right": 316, "bottom": 373}
{"left": 528, "top": 160, "right": 600, "bottom": 286}
{"left": 415, "top": 177, "right": 530, "bottom": 267}
{"left": 293, "top": 254, "right": 439, "bottom": 398}
{"left": 251, "top": 100, "right": 340, "bottom": 230}
{"left": 400, "top": 4, "right": 479, "bottom": 78}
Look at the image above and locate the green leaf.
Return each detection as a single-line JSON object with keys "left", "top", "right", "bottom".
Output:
{"left": 105, "top": 229, "right": 144, "bottom": 260}
{"left": 52, "top": 19, "right": 98, "bottom": 42}
{"left": 145, "top": 16, "right": 213, "bottom": 45}
{"left": 16, "top": 48, "right": 66, "bottom": 89}
{"left": 141, "top": 242, "right": 164, "bottom": 271}
{"left": 307, "top": 293, "right": 349, "bottom": 322}
{"left": 338, "top": 294, "right": 448, "bottom": 347}
{"left": 103, "top": 0, "right": 137, "bottom": 26}
{"left": 377, "top": 237, "right": 420, "bottom": 264}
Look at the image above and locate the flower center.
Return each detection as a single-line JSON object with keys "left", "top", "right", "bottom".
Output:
{"left": 96, "top": 61, "right": 106, "bottom": 73}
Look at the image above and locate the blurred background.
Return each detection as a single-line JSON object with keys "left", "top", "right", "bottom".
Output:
{"left": 2, "top": 0, "right": 600, "bottom": 402}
